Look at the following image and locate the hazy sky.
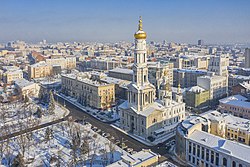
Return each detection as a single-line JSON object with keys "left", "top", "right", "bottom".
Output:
{"left": 1, "top": 0, "right": 250, "bottom": 44}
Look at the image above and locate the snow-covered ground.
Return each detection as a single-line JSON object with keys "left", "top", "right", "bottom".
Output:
{"left": 0, "top": 121, "right": 128, "bottom": 167}
{"left": 0, "top": 102, "right": 69, "bottom": 137}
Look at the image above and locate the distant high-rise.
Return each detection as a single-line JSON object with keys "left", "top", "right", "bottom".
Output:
{"left": 244, "top": 48, "right": 250, "bottom": 68}
{"left": 198, "top": 39, "right": 204, "bottom": 46}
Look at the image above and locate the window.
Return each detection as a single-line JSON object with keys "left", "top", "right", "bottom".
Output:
{"left": 215, "top": 153, "right": 219, "bottom": 166}
{"left": 211, "top": 151, "right": 214, "bottom": 164}
{"left": 197, "top": 146, "right": 200, "bottom": 157}
{"left": 232, "top": 161, "right": 236, "bottom": 167}
{"left": 206, "top": 149, "right": 209, "bottom": 161}
{"left": 193, "top": 144, "right": 196, "bottom": 156}
{"left": 201, "top": 147, "right": 205, "bottom": 159}
{"left": 223, "top": 158, "right": 227, "bottom": 166}
{"left": 189, "top": 143, "right": 192, "bottom": 154}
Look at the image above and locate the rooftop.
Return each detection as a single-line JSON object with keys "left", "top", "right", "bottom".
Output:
{"left": 62, "top": 73, "right": 111, "bottom": 87}
{"left": 219, "top": 94, "right": 250, "bottom": 109}
{"left": 15, "top": 78, "right": 35, "bottom": 88}
{"left": 109, "top": 68, "right": 133, "bottom": 75}
{"left": 107, "top": 149, "right": 158, "bottom": 167}
{"left": 188, "top": 86, "right": 207, "bottom": 93}
{"left": 189, "top": 130, "right": 250, "bottom": 164}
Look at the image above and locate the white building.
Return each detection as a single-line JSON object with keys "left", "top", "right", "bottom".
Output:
{"left": 119, "top": 17, "right": 185, "bottom": 140}
{"left": 197, "top": 73, "right": 227, "bottom": 101}
{"left": 208, "top": 54, "right": 229, "bottom": 77}
{"left": 218, "top": 94, "right": 250, "bottom": 120}
{"left": 176, "top": 110, "right": 250, "bottom": 167}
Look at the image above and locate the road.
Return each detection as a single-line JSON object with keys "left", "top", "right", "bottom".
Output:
{"left": 0, "top": 116, "right": 69, "bottom": 141}
{"left": 56, "top": 95, "right": 185, "bottom": 166}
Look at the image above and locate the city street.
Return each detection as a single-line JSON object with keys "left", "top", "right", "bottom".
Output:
{"left": 56, "top": 95, "right": 184, "bottom": 166}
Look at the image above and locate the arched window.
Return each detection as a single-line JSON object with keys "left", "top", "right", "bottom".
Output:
{"left": 239, "top": 164, "right": 243, "bottom": 167}
{"left": 232, "top": 161, "right": 236, "bottom": 167}
{"left": 223, "top": 158, "right": 227, "bottom": 166}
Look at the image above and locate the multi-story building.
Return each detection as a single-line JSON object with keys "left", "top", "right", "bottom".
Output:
{"left": 197, "top": 73, "right": 227, "bottom": 103}
{"left": 228, "top": 74, "right": 250, "bottom": 94}
{"left": 107, "top": 149, "right": 159, "bottom": 167}
{"left": 176, "top": 110, "right": 250, "bottom": 167}
{"left": 173, "top": 69, "right": 207, "bottom": 88}
{"left": 208, "top": 54, "right": 229, "bottom": 77}
{"left": 28, "top": 61, "right": 53, "bottom": 79}
{"left": 45, "top": 56, "right": 76, "bottom": 70}
{"left": 14, "top": 78, "right": 40, "bottom": 98}
{"left": 244, "top": 48, "right": 250, "bottom": 68}
{"left": 185, "top": 86, "right": 210, "bottom": 110}
{"left": 172, "top": 56, "right": 209, "bottom": 70}
{"left": 2, "top": 69, "right": 23, "bottom": 84}
{"left": 61, "top": 72, "right": 115, "bottom": 110}
{"left": 108, "top": 68, "right": 133, "bottom": 81}
{"left": 83, "top": 58, "right": 123, "bottom": 71}
{"left": 119, "top": 17, "right": 185, "bottom": 139}
{"left": 232, "top": 81, "right": 250, "bottom": 96}
{"left": 218, "top": 94, "right": 250, "bottom": 119}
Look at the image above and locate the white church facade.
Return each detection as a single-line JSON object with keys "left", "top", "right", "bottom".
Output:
{"left": 119, "top": 17, "right": 185, "bottom": 140}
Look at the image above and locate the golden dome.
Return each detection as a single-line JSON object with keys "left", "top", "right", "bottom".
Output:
{"left": 134, "top": 16, "right": 147, "bottom": 39}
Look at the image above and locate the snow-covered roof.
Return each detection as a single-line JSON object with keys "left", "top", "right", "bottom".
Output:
{"left": 188, "top": 86, "right": 206, "bottom": 93}
{"left": 219, "top": 94, "right": 250, "bottom": 109}
{"left": 189, "top": 130, "right": 250, "bottom": 164}
{"left": 15, "top": 78, "right": 35, "bottom": 89}
{"left": 107, "top": 149, "right": 158, "bottom": 167}
{"left": 109, "top": 68, "right": 133, "bottom": 75}
{"left": 174, "top": 68, "right": 207, "bottom": 74}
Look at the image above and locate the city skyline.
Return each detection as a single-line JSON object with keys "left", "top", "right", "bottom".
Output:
{"left": 1, "top": 0, "right": 250, "bottom": 44}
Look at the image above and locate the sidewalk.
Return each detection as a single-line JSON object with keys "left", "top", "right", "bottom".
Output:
{"left": 57, "top": 93, "right": 120, "bottom": 123}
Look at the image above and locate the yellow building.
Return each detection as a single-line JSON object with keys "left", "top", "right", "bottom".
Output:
{"left": 28, "top": 61, "right": 53, "bottom": 79}
{"left": 61, "top": 72, "right": 115, "bottom": 110}
{"left": 45, "top": 56, "right": 76, "bottom": 69}
{"left": 3, "top": 69, "right": 23, "bottom": 83}
{"left": 185, "top": 86, "right": 210, "bottom": 110}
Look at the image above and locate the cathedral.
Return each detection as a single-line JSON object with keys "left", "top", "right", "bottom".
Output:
{"left": 119, "top": 17, "right": 185, "bottom": 140}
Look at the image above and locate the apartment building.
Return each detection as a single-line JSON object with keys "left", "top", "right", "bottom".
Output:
{"left": 61, "top": 72, "right": 115, "bottom": 110}
{"left": 28, "top": 61, "right": 53, "bottom": 79}
{"left": 218, "top": 94, "right": 250, "bottom": 120}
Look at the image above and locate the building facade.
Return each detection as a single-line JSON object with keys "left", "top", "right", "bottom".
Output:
{"left": 2, "top": 69, "right": 23, "bottom": 83}
{"left": 218, "top": 94, "right": 250, "bottom": 120}
{"left": 119, "top": 17, "right": 185, "bottom": 140}
{"left": 197, "top": 73, "right": 227, "bottom": 102}
{"left": 45, "top": 56, "right": 76, "bottom": 70}
{"left": 28, "top": 61, "right": 53, "bottom": 79}
{"left": 61, "top": 72, "right": 115, "bottom": 110}
{"left": 185, "top": 86, "right": 210, "bottom": 110}
{"left": 176, "top": 111, "right": 250, "bottom": 167}
{"left": 173, "top": 69, "right": 207, "bottom": 88}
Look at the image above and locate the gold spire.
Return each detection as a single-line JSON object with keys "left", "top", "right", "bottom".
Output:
{"left": 138, "top": 16, "right": 143, "bottom": 31}
{"left": 178, "top": 83, "right": 181, "bottom": 94}
{"left": 134, "top": 16, "right": 147, "bottom": 39}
